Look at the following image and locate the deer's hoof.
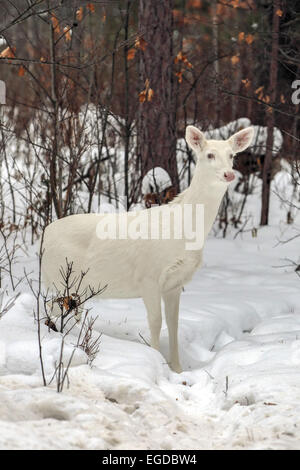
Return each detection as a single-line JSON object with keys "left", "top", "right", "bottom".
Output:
{"left": 170, "top": 362, "right": 182, "bottom": 374}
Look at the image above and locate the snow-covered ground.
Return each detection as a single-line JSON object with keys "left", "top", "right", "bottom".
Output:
{"left": 0, "top": 107, "right": 299, "bottom": 449}
{"left": 0, "top": 186, "right": 299, "bottom": 449}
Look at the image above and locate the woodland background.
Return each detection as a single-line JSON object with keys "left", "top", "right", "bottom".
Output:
{"left": 0, "top": 0, "right": 299, "bottom": 237}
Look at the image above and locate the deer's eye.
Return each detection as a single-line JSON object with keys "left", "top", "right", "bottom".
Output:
{"left": 207, "top": 153, "right": 215, "bottom": 160}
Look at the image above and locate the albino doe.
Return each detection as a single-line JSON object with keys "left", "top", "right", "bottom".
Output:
{"left": 42, "top": 125, "right": 254, "bottom": 373}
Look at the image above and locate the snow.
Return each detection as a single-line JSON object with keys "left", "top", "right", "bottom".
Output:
{"left": 142, "top": 167, "right": 172, "bottom": 194}
{"left": 251, "top": 125, "right": 283, "bottom": 156}
{"left": 203, "top": 118, "right": 283, "bottom": 156}
{"left": 0, "top": 193, "right": 299, "bottom": 449}
{"left": 204, "top": 118, "right": 251, "bottom": 139}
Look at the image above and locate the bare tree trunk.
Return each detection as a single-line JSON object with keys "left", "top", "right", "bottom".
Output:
{"left": 123, "top": 1, "right": 131, "bottom": 210}
{"left": 49, "top": 20, "right": 62, "bottom": 219}
{"left": 137, "top": 0, "right": 178, "bottom": 191}
{"left": 260, "top": 0, "right": 280, "bottom": 226}
{"left": 212, "top": 0, "right": 220, "bottom": 125}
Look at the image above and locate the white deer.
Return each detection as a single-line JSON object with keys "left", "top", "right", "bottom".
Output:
{"left": 42, "top": 125, "right": 254, "bottom": 373}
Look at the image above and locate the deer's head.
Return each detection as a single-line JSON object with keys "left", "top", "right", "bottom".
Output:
{"left": 185, "top": 125, "right": 254, "bottom": 185}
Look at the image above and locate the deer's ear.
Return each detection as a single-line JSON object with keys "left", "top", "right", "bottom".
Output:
{"left": 185, "top": 125, "right": 207, "bottom": 152}
{"left": 228, "top": 127, "right": 254, "bottom": 153}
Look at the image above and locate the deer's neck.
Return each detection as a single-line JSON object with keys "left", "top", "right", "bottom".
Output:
{"left": 181, "top": 165, "right": 227, "bottom": 239}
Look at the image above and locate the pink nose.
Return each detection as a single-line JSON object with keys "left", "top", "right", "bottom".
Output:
{"left": 224, "top": 171, "right": 235, "bottom": 182}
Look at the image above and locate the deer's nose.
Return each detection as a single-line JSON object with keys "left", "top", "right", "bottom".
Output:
{"left": 224, "top": 171, "right": 235, "bottom": 182}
